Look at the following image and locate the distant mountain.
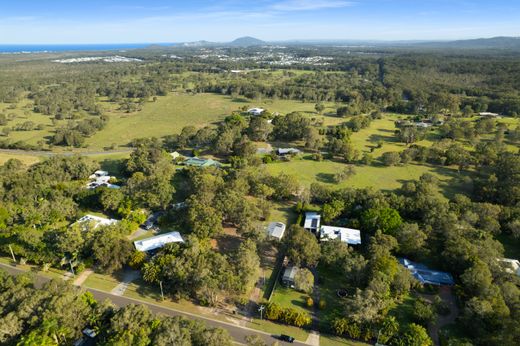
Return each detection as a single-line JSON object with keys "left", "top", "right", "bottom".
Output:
{"left": 417, "top": 36, "right": 520, "bottom": 50}
{"left": 228, "top": 36, "right": 266, "bottom": 47}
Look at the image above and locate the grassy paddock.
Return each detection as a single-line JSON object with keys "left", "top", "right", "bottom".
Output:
{"left": 265, "top": 157, "right": 470, "bottom": 198}
{"left": 246, "top": 318, "right": 309, "bottom": 341}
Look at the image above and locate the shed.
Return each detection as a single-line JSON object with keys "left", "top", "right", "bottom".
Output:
{"left": 267, "top": 222, "right": 286, "bottom": 240}
{"left": 304, "top": 212, "right": 321, "bottom": 233}
{"left": 282, "top": 266, "right": 298, "bottom": 287}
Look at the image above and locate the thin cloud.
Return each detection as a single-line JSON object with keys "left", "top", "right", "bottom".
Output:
{"left": 271, "top": 0, "right": 355, "bottom": 11}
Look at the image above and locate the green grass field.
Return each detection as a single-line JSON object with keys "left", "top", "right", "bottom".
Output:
{"left": 247, "top": 318, "right": 310, "bottom": 341}
{"left": 320, "top": 334, "right": 371, "bottom": 346}
{"left": 265, "top": 156, "right": 469, "bottom": 197}
{"left": 270, "top": 285, "right": 311, "bottom": 314}
{"left": 82, "top": 272, "right": 122, "bottom": 292}
{"left": 0, "top": 152, "right": 42, "bottom": 165}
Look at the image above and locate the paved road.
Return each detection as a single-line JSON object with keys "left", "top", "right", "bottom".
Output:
{"left": 0, "top": 263, "right": 308, "bottom": 346}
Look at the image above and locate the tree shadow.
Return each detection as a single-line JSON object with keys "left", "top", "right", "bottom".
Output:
{"left": 316, "top": 172, "right": 335, "bottom": 184}
{"left": 99, "top": 158, "right": 127, "bottom": 177}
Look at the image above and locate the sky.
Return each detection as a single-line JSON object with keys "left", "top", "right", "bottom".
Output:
{"left": 0, "top": 0, "right": 519, "bottom": 44}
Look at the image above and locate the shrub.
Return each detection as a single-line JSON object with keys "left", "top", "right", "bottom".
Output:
{"left": 318, "top": 299, "right": 326, "bottom": 310}
{"left": 306, "top": 297, "right": 314, "bottom": 307}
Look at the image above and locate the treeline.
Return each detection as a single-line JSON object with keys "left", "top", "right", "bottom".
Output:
{"left": 0, "top": 271, "right": 234, "bottom": 346}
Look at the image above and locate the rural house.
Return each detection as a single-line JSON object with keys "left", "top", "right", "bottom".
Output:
{"left": 320, "top": 225, "right": 362, "bottom": 245}
{"left": 399, "top": 258, "right": 455, "bottom": 286}
{"left": 247, "top": 107, "right": 265, "bottom": 116}
{"left": 134, "top": 231, "right": 184, "bottom": 252}
{"left": 182, "top": 157, "right": 221, "bottom": 168}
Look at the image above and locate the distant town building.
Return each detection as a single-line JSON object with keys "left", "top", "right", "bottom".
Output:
{"left": 267, "top": 222, "right": 286, "bottom": 240}
{"left": 134, "top": 231, "right": 184, "bottom": 252}
{"left": 320, "top": 225, "right": 362, "bottom": 245}
{"left": 170, "top": 151, "right": 181, "bottom": 160}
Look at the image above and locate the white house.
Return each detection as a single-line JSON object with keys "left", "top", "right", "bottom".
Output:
{"left": 499, "top": 258, "right": 520, "bottom": 277}
{"left": 320, "top": 225, "right": 362, "bottom": 245}
{"left": 170, "top": 151, "right": 181, "bottom": 160}
{"left": 89, "top": 170, "right": 109, "bottom": 179}
{"left": 247, "top": 108, "right": 265, "bottom": 116}
{"left": 73, "top": 214, "right": 118, "bottom": 230}
{"left": 87, "top": 170, "right": 120, "bottom": 190}
{"left": 304, "top": 212, "right": 321, "bottom": 233}
{"left": 277, "top": 148, "right": 301, "bottom": 156}
{"left": 267, "top": 222, "right": 286, "bottom": 240}
{"left": 134, "top": 231, "right": 184, "bottom": 252}
{"left": 479, "top": 112, "right": 500, "bottom": 117}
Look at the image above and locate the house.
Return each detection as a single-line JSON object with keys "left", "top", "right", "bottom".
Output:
{"left": 182, "top": 157, "right": 221, "bottom": 168}
{"left": 276, "top": 148, "right": 301, "bottom": 156}
{"left": 247, "top": 108, "right": 265, "bottom": 116}
{"left": 134, "top": 231, "right": 184, "bottom": 252}
{"left": 281, "top": 266, "right": 298, "bottom": 287}
{"left": 304, "top": 212, "right": 321, "bottom": 233}
{"left": 320, "top": 225, "right": 361, "bottom": 245}
{"left": 73, "top": 214, "right": 118, "bottom": 230}
{"left": 73, "top": 328, "right": 97, "bottom": 346}
{"left": 499, "top": 258, "right": 520, "bottom": 277}
{"left": 267, "top": 222, "right": 286, "bottom": 240}
{"left": 89, "top": 170, "right": 109, "bottom": 179}
{"left": 86, "top": 170, "right": 120, "bottom": 190}
{"left": 479, "top": 112, "right": 500, "bottom": 118}
{"left": 414, "top": 122, "right": 432, "bottom": 128}
{"left": 170, "top": 151, "right": 181, "bottom": 160}
{"left": 399, "top": 258, "right": 455, "bottom": 286}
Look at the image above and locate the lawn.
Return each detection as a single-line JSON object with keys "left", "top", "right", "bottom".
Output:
{"left": 388, "top": 294, "right": 417, "bottom": 325}
{"left": 0, "top": 152, "right": 42, "bottom": 165}
{"left": 82, "top": 272, "right": 122, "bottom": 292}
{"left": 270, "top": 285, "right": 311, "bottom": 314}
{"left": 316, "top": 264, "right": 351, "bottom": 331}
{"left": 320, "top": 334, "right": 371, "bottom": 346}
{"left": 265, "top": 156, "right": 469, "bottom": 197}
{"left": 85, "top": 93, "right": 331, "bottom": 150}
{"left": 246, "top": 318, "right": 309, "bottom": 341}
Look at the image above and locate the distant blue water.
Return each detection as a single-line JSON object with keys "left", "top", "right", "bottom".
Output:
{"left": 0, "top": 43, "right": 174, "bottom": 53}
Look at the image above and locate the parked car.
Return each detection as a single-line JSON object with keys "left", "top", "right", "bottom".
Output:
{"left": 279, "top": 334, "right": 295, "bottom": 343}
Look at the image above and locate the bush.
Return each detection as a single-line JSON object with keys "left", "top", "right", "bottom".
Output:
{"left": 265, "top": 302, "right": 311, "bottom": 328}
{"left": 413, "top": 298, "right": 436, "bottom": 326}
{"left": 306, "top": 297, "right": 314, "bottom": 307}
{"left": 382, "top": 151, "right": 401, "bottom": 166}
{"left": 318, "top": 299, "right": 326, "bottom": 310}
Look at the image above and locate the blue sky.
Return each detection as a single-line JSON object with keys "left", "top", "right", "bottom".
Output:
{"left": 0, "top": 0, "right": 519, "bottom": 43}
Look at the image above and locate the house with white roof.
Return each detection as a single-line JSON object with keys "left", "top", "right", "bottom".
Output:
{"left": 499, "top": 258, "right": 520, "bottom": 277}
{"left": 276, "top": 148, "right": 301, "bottom": 156}
{"left": 247, "top": 108, "right": 265, "bottom": 116}
{"left": 73, "top": 214, "right": 119, "bottom": 230}
{"left": 133, "top": 231, "right": 184, "bottom": 252}
{"left": 267, "top": 222, "right": 286, "bottom": 240}
{"left": 86, "top": 170, "right": 120, "bottom": 190}
{"left": 320, "top": 225, "right": 362, "bottom": 245}
{"left": 304, "top": 212, "right": 321, "bottom": 233}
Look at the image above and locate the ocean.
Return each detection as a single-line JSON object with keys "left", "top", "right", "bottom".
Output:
{"left": 0, "top": 43, "right": 174, "bottom": 54}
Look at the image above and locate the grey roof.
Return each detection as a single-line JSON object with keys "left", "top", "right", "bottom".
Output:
{"left": 282, "top": 266, "right": 298, "bottom": 282}
{"left": 399, "top": 258, "right": 454, "bottom": 286}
